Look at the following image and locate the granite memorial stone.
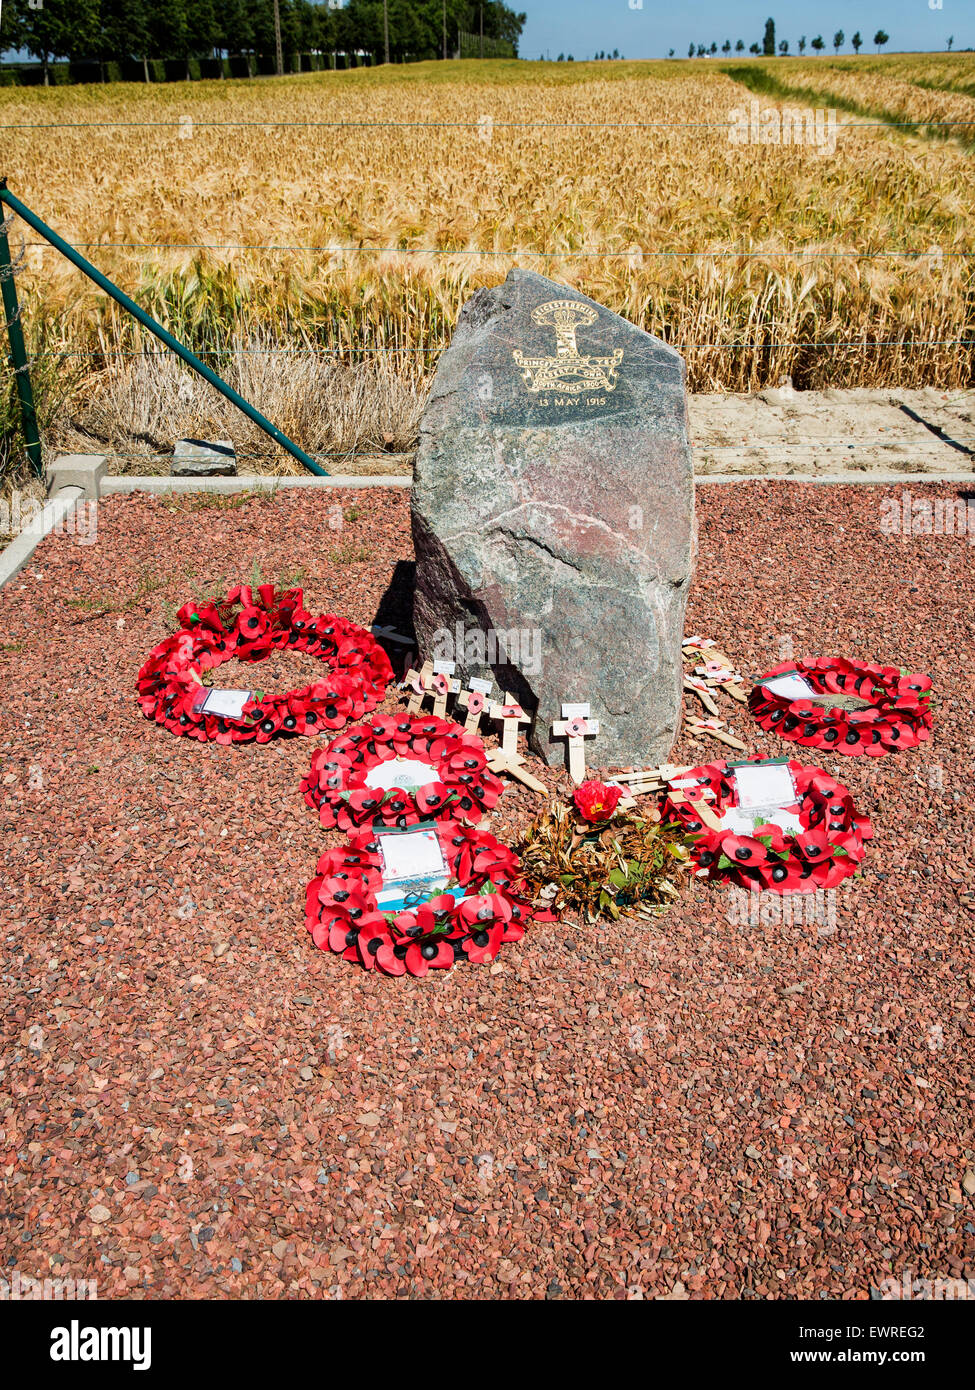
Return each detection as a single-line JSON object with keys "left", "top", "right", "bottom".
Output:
{"left": 411, "top": 267, "right": 695, "bottom": 767}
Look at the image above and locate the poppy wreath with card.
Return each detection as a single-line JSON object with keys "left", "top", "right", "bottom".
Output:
{"left": 304, "top": 822, "right": 533, "bottom": 977}
{"left": 661, "top": 757, "right": 873, "bottom": 894}
{"left": 748, "top": 658, "right": 933, "bottom": 757}
{"left": 136, "top": 583, "right": 392, "bottom": 744}
{"left": 300, "top": 713, "right": 504, "bottom": 830}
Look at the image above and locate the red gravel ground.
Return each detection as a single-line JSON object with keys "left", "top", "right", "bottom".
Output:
{"left": 1, "top": 481, "right": 973, "bottom": 1300}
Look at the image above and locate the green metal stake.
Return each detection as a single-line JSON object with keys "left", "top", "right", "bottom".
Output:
{"left": 0, "top": 199, "right": 43, "bottom": 479}
{"left": 0, "top": 180, "right": 329, "bottom": 477}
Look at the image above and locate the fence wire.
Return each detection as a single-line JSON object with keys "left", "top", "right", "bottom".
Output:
{"left": 19, "top": 242, "right": 975, "bottom": 259}
{"left": 3, "top": 118, "right": 975, "bottom": 130}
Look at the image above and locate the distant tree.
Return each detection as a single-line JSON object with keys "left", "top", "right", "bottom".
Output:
{"left": 722, "top": 39, "right": 731, "bottom": 54}
{"left": 567, "top": 53, "right": 574, "bottom": 61}
{"left": 668, "top": 48, "right": 675, "bottom": 58}
{"left": 17, "top": 0, "right": 99, "bottom": 81}
{"left": 833, "top": 29, "right": 844, "bottom": 54}
{"left": 735, "top": 39, "right": 745, "bottom": 52}
{"left": 709, "top": 41, "right": 717, "bottom": 54}
{"left": 874, "top": 29, "right": 889, "bottom": 53}
{"left": 99, "top": 0, "right": 151, "bottom": 81}
{"left": 185, "top": 0, "right": 219, "bottom": 68}
{"left": 688, "top": 42, "right": 695, "bottom": 57}
{"left": 697, "top": 44, "right": 705, "bottom": 56}
{"left": 219, "top": 0, "right": 254, "bottom": 58}
{"left": 612, "top": 47, "right": 619, "bottom": 58}
{"left": 556, "top": 52, "right": 564, "bottom": 61}
{"left": 947, "top": 35, "right": 953, "bottom": 51}
{"left": 779, "top": 39, "right": 788, "bottom": 54}
{"left": 852, "top": 31, "right": 862, "bottom": 54}
{"left": 749, "top": 42, "right": 760, "bottom": 54}
{"left": 147, "top": 0, "right": 187, "bottom": 60}
{"left": 0, "top": 3, "right": 20, "bottom": 56}
{"left": 811, "top": 34, "right": 824, "bottom": 52}
{"left": 762, "top": 17, "right": 775, "bottom": 55}
{"left": 798, "top": 35, "right": 806, "bottom": 53}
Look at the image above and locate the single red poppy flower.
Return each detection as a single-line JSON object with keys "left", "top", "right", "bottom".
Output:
{"left": 573, "top": 780, "right": 623, "bottom": 823}
{"left": 462, "top": 920, "right": 504, "bottom": 963}
{"left": 404, "top": 937, "right": 455, "bottom": 976}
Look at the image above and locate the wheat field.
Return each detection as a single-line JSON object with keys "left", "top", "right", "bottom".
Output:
{"left": 1, "top": 55, "right": 973, "bottom": 473}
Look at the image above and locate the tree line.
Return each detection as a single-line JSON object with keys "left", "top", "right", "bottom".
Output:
{"left": 684, "top": 19, "right": 896, "bottom": 59}
{"left": 0, "top": 1, "right": 528, "bottom": 82}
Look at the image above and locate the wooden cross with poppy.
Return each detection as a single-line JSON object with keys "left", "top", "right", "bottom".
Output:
{"left": 489, "top": 692, "right": 531, "bottom": 756}
{"left": 663, "top": 774, "right": 725, "bottom": 831}
{"left": 551, "top": 703, "right": 599, "bottom": 785}
{"left": 484, "top": 691, "right": 545, "bottom": 793}
{"left": 683, "top": 634, "right": 748, "bottom": 704}
{"left": 684, "top": 673, "right": 721, "bottom": 716}
{"left": 610, "top": 763, "right": 693, "bottom": 795}
{"left": 430, "top": 660, "right": 461, "bottom": 718}
{"left": 686, "top": 714, "right": 749, "bottom": 751}
{"left": 401, "top": 659, "right": 435, "bottom": 715}
{"left": 456, "top": 677, "right": 493, "bottom": 736}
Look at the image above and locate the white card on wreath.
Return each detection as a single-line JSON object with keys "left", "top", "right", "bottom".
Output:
{"left": 469, "top": 677, "right": 494, "bottom": 694}
{"left": 195, "top": 688, "right": 252, "bottom": 718}
{"left": 721, "top": 804, "right": 803, "bottom": 837}
{"left": 561, "top": 702, "right": 591, "bottom": 719}
{"left": 732, "top": 761, "right": 798, "bottom": 812}
{"left": 432, "top": 659, "right": 456, "bottom": 676}
{"left": 365, "top": 758, "right": 439, "bottom": 792}
{"left": 759, "top": 670, "right": 818, "bottom": 701}
{"left": 377, "top": 828, "right": 447, "bottom": 883}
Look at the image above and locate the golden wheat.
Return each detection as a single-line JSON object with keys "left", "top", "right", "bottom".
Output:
{"left": 1, "top": 55, "right": 972, "bottom": 468}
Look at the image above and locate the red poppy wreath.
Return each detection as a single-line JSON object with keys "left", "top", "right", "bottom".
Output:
{"left": 300, "top": 713, "right": 504, "bottom": 829}
{"left": 749, "top": 658, "right": 933, "bottom": 757}
{"left": 661, "top": 757, "right": 873, "bottom": 893}
{"left": 304, "top": 822, "right": 534, "bottom": 976}
{"left": 136, "top": 584, "right": 392, "bottom": 743}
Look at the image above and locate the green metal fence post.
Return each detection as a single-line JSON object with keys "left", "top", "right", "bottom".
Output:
{"left": 0, "top": 201, "right": 44, "bottom": 479}
{"left": 0, "top": 180, "right": 329, "bottom": 477}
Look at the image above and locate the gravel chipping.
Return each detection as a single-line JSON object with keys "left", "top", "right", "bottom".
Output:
{"left": 1, "top": 481, "right": 973, "bottom": 1300}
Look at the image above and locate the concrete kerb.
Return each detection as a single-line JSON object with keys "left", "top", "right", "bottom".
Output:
{"left": 100, "top": 474, "right": 412, "bottom": 495}
{"left": 0, "top": 485, "right": 85, "bottom": 586}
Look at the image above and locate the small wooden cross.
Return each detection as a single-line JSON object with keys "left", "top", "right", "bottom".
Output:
{"left": 604, "top": 778, "right": 638, "bottom": 811}
{"left": 485, "top": 746, "right": 547, "bottom": 794}
{"left": 430, "top": 660, "right": 460, "bottom": 719}
{"left": 609, "top": 763, "right": 693, "bottom": 796}
{"left": 686, "top": 715, "right": 749, "bottom": 752}
{"left": 551, "top": 703, "right": 599, "bottom": 785}
{"left": 490, "top": 692, "right": 531, "bottom": 757}
{"left": 695, "top": 659, "right": 748, "bottom": 705}
{"left": 684, "top": 673, "right": 721, "bottom": 717}
{"left": 663, "top": 773, "right": 725, "bottom": 831}
{"left": 402, "top": 659, "right": 434, "bottom": 716}
{"left": 456, "top": 677, "right": 493, "bottom": 736}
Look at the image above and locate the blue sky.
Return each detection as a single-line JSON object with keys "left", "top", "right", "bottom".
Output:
{"left": 520, "top": 1, "right": 967, "bottom": 60}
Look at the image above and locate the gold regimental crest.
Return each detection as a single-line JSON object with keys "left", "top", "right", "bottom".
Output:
{"left": 512, "top": 299, "right": 624, "bottom": 394}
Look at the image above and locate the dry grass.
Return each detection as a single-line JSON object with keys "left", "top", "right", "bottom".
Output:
{"left": 52, "top": 344, "right": 422, "bottom": 473}
{"left": 1, "top": 55, "right": 973, "bottom": 475}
